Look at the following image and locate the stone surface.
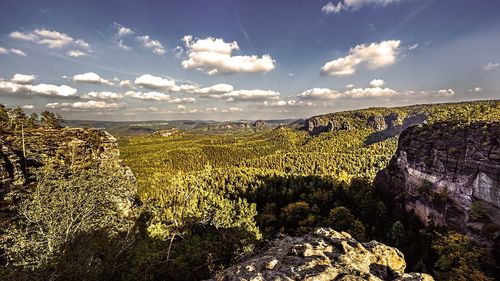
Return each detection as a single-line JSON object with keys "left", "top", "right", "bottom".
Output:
{"left": 0, "top": 127, "right": 138, "bottom": 221}
{"left": 376, "top": 121, "right": 500, "bottom": 249}
{"left": 215, "top": 228, "right": 433, "bottom": 281}
{"left": 0, "top": 138, "right": 25, "bottom": 188}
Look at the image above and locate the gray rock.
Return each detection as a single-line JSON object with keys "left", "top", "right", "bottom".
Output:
{"left": 215, "top": 228, "right": 433, "bottom": 281}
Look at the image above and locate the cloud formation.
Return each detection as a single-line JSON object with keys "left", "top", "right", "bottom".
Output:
{"left": 369, "top": 79, "right": 384, "bottom": 87}
{"left": 137, "top": 35, "right": 166, "bottom": 55}
{"left": 321, "top": 40, "right": 401, "bottom": 76}
{"left": 47, "top": 100, "right": 125, "bottom": 110}
{"left": 181, "top": 35, "right": 276, "bottom": 75}
{"left": 82, "top": 91, "right": 123, "bottom": 100}
{"left": 72, "top": 72, "right": 112, "bottom": 85}
{"left": 9, "top": 28, "right": 89, "bottom": 50}
{"left": 223, "top": 89, "right": 280, "bottom": 102}
{"left": 467, "top": 87, "right": 483, "bottom": 93}
{"left": 10, "top": 48, "right": 27, "bottom": 56}
{"left": 482, "top": 62, "right": 499, "bottom": 71}
{"left": 66, "top": 50, "right": 88, "bottom": 57}
{"left": 322, "top": 0, "right": 402, "bottom": 14}
{"left": 297, "top": 80, "right": 455, "bottom": 101}
{"left": 124, "top": 91, "right": 196, "bottom": 104}
{"left": 134, "top": 74, "right": 175, "bottom": 90}
{"left": 11, "top": 74, "right": 37, "bottom": 84}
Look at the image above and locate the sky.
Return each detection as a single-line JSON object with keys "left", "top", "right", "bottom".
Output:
{"left": 0, "top": 0, "right": 499, "bottom": 121}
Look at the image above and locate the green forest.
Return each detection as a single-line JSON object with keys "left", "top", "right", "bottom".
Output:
{"left": 1, "top": 100, "right": 499, "bottom": 280}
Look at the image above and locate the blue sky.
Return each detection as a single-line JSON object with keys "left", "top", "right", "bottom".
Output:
{"left": 0, "top": 0, "right": 499, "bottom": 121}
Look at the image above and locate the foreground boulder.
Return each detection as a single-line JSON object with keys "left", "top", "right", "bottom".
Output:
{"left": 216, "top": 228, "right": 433, "bottom": 281}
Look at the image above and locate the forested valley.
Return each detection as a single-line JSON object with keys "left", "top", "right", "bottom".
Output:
{"left": 1, "top": 100, "right": 499, "bottom": 280}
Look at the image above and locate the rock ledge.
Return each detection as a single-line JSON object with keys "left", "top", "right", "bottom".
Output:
{"left": 216, "top": 228, "right": 433, "bottom": 281}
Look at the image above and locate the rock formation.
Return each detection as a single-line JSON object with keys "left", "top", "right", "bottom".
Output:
{"left": 0, "top": 139, "right": 25, "bottom": 187}
{"left": 368, "top": 115, "right": 387, "bottom": 131}
{"left": 216, "top": 228, "right": 433, "bottom": 281}
{"left": 376, "top": 122, "right": 500, "bottom": 250}
{"left": 304, "top": 117, "right": 352, "bottom": 135}
{"left": 254, "top": 120, "right": 268, "bottom": 128}
{"left": 0, "top": 127, "right": 137, "bottom": 220}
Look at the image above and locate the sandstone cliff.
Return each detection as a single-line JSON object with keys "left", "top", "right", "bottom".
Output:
{"left": 375, "top": 122, "right": 500, "bottom": 250}
{"left": 0, "top": 127, "right": 127, "bottom": 189}
{"left": 216, "top": 228, "right": 433, "bottom": 281}
{"left": 0, "top": 127, "right": 137, "bottom": 225}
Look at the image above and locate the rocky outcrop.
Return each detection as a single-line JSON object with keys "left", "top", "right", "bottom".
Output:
{"left": 365, "top": 113, "right": 428, "bottom": 145}
{"left": 216, "top": 228, "right": 433, "bottom": 281}
{"left": 254, "top": 120, "right": 268, "bottom": 128}
{"left": 304, "top": 117, "right": 352, "bottom": 135}
{"left": 0, "top": 127, "right": 134, "bottom": 189}
{"left": 0, "top": 139, "right": 25, "bottom": 187}
{"left": 368, "top": 115, "right": 387, "bottom": 131}
{"left": 376, "top": 122, "right": 500, "bottom": 249}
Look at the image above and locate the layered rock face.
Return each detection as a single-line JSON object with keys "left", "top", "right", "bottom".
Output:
{"left": 216, "top": 228, "right": 433, "bottom": 281}
{"left": 0, "top": 128, "right": 122, "bottom": 181}
{"left": 0, "top": 139, "right": 25, "bottom": 187}
{"left": 376, "top": 122, "right": 500, "bottom": 248}
{"left": 304, "top": 117, "right": 352, "bottom": 135}
{"left": 0, "top": 127, "right": 136, "bottom": 218}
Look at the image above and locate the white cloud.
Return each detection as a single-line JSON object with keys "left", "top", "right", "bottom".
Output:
{"left": 116, "top": 24, "right": 134, "bottom": 37}
{"left": 9, "top": 28, "right": 91, "bottom": 54}
{"left": 322, "top": 0, "right": 402, "bottom": 14}
{"left": 346, "top": 84, "right": 355, "bottom": 89}
{"left": 124, "top": 91, "right": 196, "bottom": 104}
{"left": 408, "top": 43, "right": 419, "bottom": 50}
{"left": 435, "top": 89, "right": 455, "bottom": 96}
{"left": 195, "top": 83, "right": 234, "bottom": 96}
{"left": 321, "top": 40, "right": 401, "bottom": 76}
{"left": 137, "top": 35, "right": 165, "bottom": 55}
{"left": 11, "top": 74, "right": 37, "bottom": 84}
{"left": 0, "top": 79, "right": 77, "bottom": 98}
{"left": 223, "top": 89, "right": 280, "bottom": 102}
{"left": 369, "top": 79, "right": 384, "bottom": 87}
{"left": 224, "top": 107, "right": 243, "bottom": 112}
{"left": 0, "top": 47, "right": 8, "bottom": 55}
{"left": 297, "top": 88, "right": 342, "bottom": 100}
{"left": 125, "top": 91, "right": 172, "bottom": 101}
{"left": 0, "top": 80, "right": 27, "bottom": 94}
{"left": 72, "top": 72, "right": 111, "bottom": 85}
{"left": 297, "top": 80, "right": 455, "bottom": 101}
{"left": 74, "top": 39, "right": 90, "bottom": 50}
{"left": 10, "top": 48, "right": 27, "bottom": 56}
{"left": 345, "top": 87, "right": 397, "bottom": 98}
{"left": 117, "top": 39, "right": 132, "bottom": 51}
{"left": 263, "top": 99, "right": 313, "bottom": 107}
{"left": 181, "top": 35, "right": 276, "bottom": 75}
{"left": 134, "top": 74, "right": 176, "bottom": 89}
{"left": 82, "top": 91, "right": 123, "bottom": 100}
{"left": 467, "top": 87, "right": 483, "bottom": 93}
{"left": 168, "top": 97, "right": 196, "bottom": 104}
{"left": 47, "top": 100, "right": 125, "bottom": 110}
{"left": 482, "top": 62, "right": 499, "bottom": 71}
{"left": 119, "top": 80, "right": 134, "bottom": 88}
{"left": 322, "top": 2, "right": 344, "bottom": 14}
{"left": 21, "top": 105, "right": 34, "bottom": 109}
{"left": 29, "top": 84, "right": 77, "bottom": 97}
{"left": 10, "top": 29, "right": 73, "bottom": 48}
{"left": 66, "top": 50, "right": 88, "bottom": 57}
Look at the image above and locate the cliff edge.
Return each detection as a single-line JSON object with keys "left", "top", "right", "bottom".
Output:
{"left": 216, "top": 228, "right": 433, "bottom": 281}
{"left": 375, "top": 122, "right": 500, "bottom": 250}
